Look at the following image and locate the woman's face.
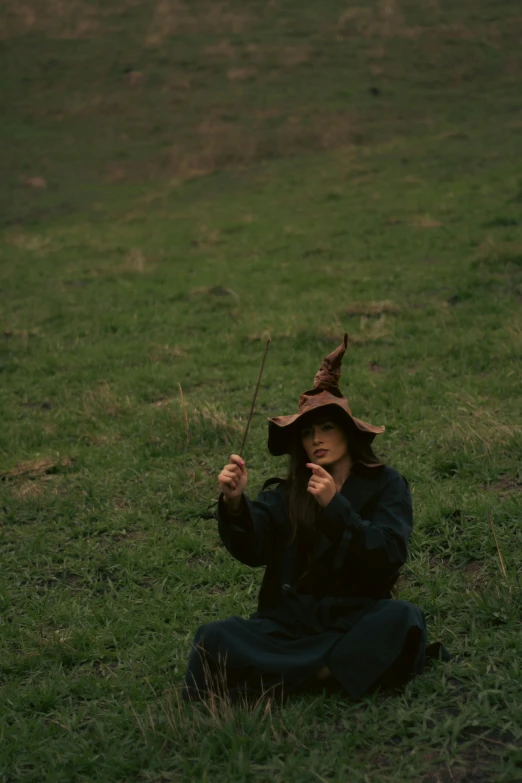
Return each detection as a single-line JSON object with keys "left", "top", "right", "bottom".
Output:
{"left": 300, "top": 416, "right": 349, "bottom": 467}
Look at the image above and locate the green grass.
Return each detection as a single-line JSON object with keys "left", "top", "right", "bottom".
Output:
{"left": 1, "top": 0, "right": 522, "bottom": 780}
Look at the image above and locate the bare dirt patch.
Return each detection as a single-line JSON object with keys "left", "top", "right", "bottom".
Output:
{"left": 482, "top": 476, "right": 522, "bottom": 498}
{"left": 92, "top": 660, "right": 119, "bottom": 679}
{"left": 418, "top": 734, "right": 513, "bottom": 783}
{"left": 22, "top": 176, "right": 47, "bottom": 189}
{"left": 463, "top": 561, "right": 490, "bottom": 589}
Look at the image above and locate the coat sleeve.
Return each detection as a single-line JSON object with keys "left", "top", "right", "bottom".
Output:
{"left": 217, "top": 485, "right": 286, "bottom": 568}
{"left": 319, "top": 474, "right": 413, "bottom": 577}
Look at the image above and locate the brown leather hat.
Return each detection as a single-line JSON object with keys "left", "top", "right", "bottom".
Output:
{"left": 267, "top": 333, "right": 385, "bottom": 456}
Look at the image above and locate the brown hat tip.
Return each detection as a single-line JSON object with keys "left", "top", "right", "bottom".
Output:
{"left": 313, "top": 333, "right": 349, "bottom": 391}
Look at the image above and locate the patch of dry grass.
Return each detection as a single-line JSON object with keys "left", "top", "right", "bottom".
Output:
{"left": 152, "top": 396, "right": 243, "bottom": 448}
{"left": 335, "top": 0, "right": 518, "bottom": 49}
{"left": 7, "top": 231, "right": 52, "bottom": 253}
{"left": 63, "top": 95, "right": 126, "bottom": 119}
{"left": 146, "top": 0, "right": 252, "bottom": 46}
{"left": 195, "top": 403, "right": 243, "bottom": 442}
{"left": 105, "top": 164, "right": 127, "bottom": 184}
{"left": 169, "top": 110, "right": 360, "bottom": 181}
{"left": 246, "top": 329, "right": 274, "bottom": 343}
{"left": 0, "top": 455, "right": 73, "bottom": 481}
{"left": 21, "top": 176, "right": 47, "bottom": 189}
{"left": 114, "top": 248, "right": 155, "bottom": 275}
{"left": 3, "top": 329, "right": 42, "bottom": 347}
{"left": 240, "top": 43, "right": 312, "bottom": 69}
{"left": 475, "top": 238, "right": 522, "bottom": 265}
{"left": 189, "top": 285, "right": 238, "bottom": 300}
{"left": 227, "top": 67, "right": 256, "bottom": 82}
{"left": 80, "top": 433, "right": 123, "bottom": 447}
{"left": 349, "top": 315, "right": 395, "bottom": 345}
{"left": 191, "top": 225, "right": 222, "bottom": 248}
{"left": 83, "top": 382, "right": 130, "bottom": 420}
{"left": 336, "top": 0, "right": 423, "bottom": 41}
{"left": 0, "top": 0, "right": 100, "bottom": 39}
{"left": 133, "top": 644, "right": 296, "bottom": 746}
{"left": 441, "top": 394, "right": 522, "bottom": 455}
{"left": 505, "top": 317, "right": 522, "bottom": 352}
{"left": 409, "top": 215, "right": 442, "bottom": 229}
{"left": 279, "top": 45, "right": 312, "bottom": 68}
{"left": 344, "top": 301, "right": 402, "bottom": 317}
{"left": 149, "top": 344, "right": 186, "bottom": 364}
{"left": 10, "top": 480, "right": 49, "bottom": 500}
{"left": 1, "top": 456, "right": 74, "bottom": 501}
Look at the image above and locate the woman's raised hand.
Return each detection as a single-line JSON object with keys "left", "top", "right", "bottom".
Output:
{"left": 306, "top": 463, "right": 336, "bottom": 507}
{"left": 218, "top": 454, "right": 248, "bottom": 501}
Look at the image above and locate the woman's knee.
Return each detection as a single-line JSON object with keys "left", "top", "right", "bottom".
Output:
{"left": 386, "top": 599, "right": 425, "bottom": 630}
{"left": 193, "top": 620, "right": 225, "bottom": 647}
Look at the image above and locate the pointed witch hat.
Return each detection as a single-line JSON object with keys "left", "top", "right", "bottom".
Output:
{"left": 267, "top": 333, "right": 385, "bottom": 456}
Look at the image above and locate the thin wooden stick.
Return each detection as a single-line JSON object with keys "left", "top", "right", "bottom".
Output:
{"left": 488, "top": 513, "right": 511, "bottom": 595}
{"left": 178, "top": 383, "right": 190, "bottom": 445}
{"left": 239, "top": 338, "right": 271, "bottom": 458}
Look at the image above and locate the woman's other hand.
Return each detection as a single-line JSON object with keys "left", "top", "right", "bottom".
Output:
{"left": 218, "top": 454, "right": 247, "bottom": 509}
{"left": 306, "top": 463, "right": 336, "bottom": 507}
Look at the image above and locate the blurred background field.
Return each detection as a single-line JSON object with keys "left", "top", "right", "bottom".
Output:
{"left": 1, "top": 1, "right": 521, "bottom": 781}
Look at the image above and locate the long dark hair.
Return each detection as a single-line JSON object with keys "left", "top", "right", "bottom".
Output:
{"left": 285, "top": 409, "right": 384, "bottom": 579}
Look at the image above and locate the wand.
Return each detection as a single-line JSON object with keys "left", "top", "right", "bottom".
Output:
{"left": 239, "top": 338, "right": 271, "bottom": 458}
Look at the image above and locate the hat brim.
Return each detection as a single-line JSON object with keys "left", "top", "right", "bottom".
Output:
{"left": 267, "top": 402, "right": 385, "bottom": 457}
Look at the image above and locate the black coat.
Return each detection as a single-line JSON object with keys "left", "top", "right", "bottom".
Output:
{"left": 218, "top": 465, "right": 413, "bottom": 632}
{"left": 183, "top": 465, "right": 447, "bottom": 701}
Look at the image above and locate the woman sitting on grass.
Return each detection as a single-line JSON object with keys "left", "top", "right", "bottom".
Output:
{"left": 183, "top": 334, "right": 447, "bottom": 704}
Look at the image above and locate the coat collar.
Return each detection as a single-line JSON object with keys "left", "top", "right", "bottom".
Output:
{"left": 339, "top": 468, "right": 384, "bottom": 512}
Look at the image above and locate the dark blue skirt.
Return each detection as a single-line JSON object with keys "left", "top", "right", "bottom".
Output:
{"left": 182, "top": 599, "right": 443, "bottom": 703}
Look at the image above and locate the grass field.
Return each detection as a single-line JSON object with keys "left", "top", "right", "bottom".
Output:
{"left": 1, "top": 1, "right": 522, "bottom": 780}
